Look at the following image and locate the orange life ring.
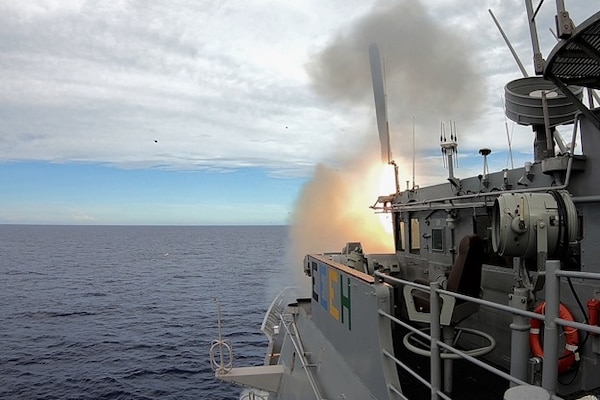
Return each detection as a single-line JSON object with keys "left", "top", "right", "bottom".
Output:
{"left": 529, "top": 302, "right": 579, "bottom": 374}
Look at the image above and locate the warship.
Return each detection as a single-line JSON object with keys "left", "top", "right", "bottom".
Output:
{"left": 211, "top": 1, "right": 600, "bottom": 399}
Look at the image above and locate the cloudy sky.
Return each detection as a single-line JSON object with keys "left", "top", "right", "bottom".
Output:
{"left": 0, "top": 0, "right": 593, "bottom": 225}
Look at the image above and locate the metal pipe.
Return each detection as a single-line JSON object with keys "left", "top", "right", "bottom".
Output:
{"left": 382, "top": 303, "right": 529, "bottom": 389}
{"left": 572, "top": 195, "right": 600, "bottom": 204}
{"left": 525, "top": 0, "right": 544, "bottom": 74}
{"left": 588, "top": 88, "right": 600, "bottom": 107}
{"left": 556, "top": 270, "right": 600, "bottom": 280}
{"left": 375, "top": 282, "right": 568, "bottom": 392}
{"left": 555, "top": 316, "right": 600, "bottom": 336}
{"left": 382, "top": 349, "right": 452, "bottom": 400}
{"left": 430, "top": 281, "right": 442, "bottom": 400}
{"left": 280, "top": 315, "right": 324, "bottom": 400}
{"left": 386, "top": 382, "right": 406, "bottom": 399}
{"left": 509, "top": 287, "right": 531, "bottom": 384}
{"left": 443, "top": 327, "right": 454, "bottom": 393}
{"left": 489, "top": 9, "right": 529, "bottom": 77}
{"left": 378, "top": 272, "right": 600, "bottom": 335}
{"left": 216, "top": 301, "right": 225, "bottom": 370}
{"left": 375, "top": 256, "right": 600, "bottom": 398}
{"left": 542, "top": 260, "right": 560, "bottom": 395}
{"left": 542, "top": 91, "right": 555, "bottom": 154}
{"left": 436, "top": 340, "right": 530, "bottom": 387}
{"left": 551, "top": 77, "right": 600, "bottom": 129}
{"left": 571, "top": 113, "right": 580, "bottom": 153}
{"left": 378, "top": 309, "right": 431, "bottom": 340}
{"left": 375, "top": 272, "right": 547, "bottom": 321}
{"left": 388, "top": 201, "right": 491, "bottom": 213}
{"left": 447, "top": 152, "right": 455, "bottom": 180}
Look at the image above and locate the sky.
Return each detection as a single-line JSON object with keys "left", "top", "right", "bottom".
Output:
{"left": 0, "top": 0, "right": 594, "bottom": 225}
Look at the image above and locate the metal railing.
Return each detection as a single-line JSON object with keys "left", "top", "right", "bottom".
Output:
{"left": 278, "top": 312, "right": 325, "bottom": 400}
{"left": 261, "top": 287, "right": 294, "bottom": 340}
{"left": 374, "top": 260, "right": 600, "bottom": 400}
{"left": 240, "top": 390, "right": 269, "bottom": 400}
{"left": 210, "top": 300, "right": 233, "bottom": 374}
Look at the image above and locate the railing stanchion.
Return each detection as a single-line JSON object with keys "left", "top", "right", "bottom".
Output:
{"left": 430, "top": 281, "right": 442, "bottom": 400}
{"left": 509, "top": 287, "right": 531, "bottom": 384}
{"left": 374, "top": 267, "right": 600, "bottom": 397}
{"left": 542, "top": 260, "right": 560, "bottom": 395}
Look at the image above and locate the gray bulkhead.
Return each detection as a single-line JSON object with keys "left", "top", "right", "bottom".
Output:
{"left": 382, "top": 109, "right": 600, "bottom": 389}
{"left": 271, "top": 255, "right": 401, "bottom": 400}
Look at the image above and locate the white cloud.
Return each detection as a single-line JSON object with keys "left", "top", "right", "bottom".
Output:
{"left": 0, "top": 0, "right": 594, "bottom": 178}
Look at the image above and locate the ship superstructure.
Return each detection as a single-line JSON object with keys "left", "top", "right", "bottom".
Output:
{"left": 212, "top": 2, "right": 600, "bottom": 399}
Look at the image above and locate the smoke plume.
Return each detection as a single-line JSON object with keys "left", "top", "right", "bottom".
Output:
{"left": 286, "top": 0, "right": 484, "bottom": 293}
{"left": 306, "top": 0, "right": 484, "bottom": 141}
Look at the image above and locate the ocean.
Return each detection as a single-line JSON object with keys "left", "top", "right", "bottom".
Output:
{"left": 0, "top": 225, "right": 293, "bottom": 400}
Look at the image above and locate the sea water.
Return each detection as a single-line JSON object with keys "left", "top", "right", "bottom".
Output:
{"left": 0, "top": 225, "right": 291, "bottom": 400}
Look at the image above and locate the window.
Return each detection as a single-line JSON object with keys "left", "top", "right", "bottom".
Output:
{"left": 410, "top": 216, "right": 420, "bottom": 254}
{"left": 394, "top": 213, "right": 405, "bottom": 251}
{"left": 431, "top": 228, "right": 444, "bottom": 252}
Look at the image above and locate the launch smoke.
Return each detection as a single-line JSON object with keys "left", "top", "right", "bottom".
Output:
{"left": 287, "top": 0, "right": 484, "bottom": 293}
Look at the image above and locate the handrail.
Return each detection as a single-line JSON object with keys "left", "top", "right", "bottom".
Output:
{"left": 382, "top": 348, "right": 452, "bottom": 400}
{"left": 376, "top": 280, "right": 529, "bottom": 396}
{"left": 240, "top": 390, "right": 268, "bottom": 400}
{"left": 375, "top": 259, "right": 600, "bottom": 399}
{"left": 261, "top": 288, "right": 293, "bottom": 339}
{"left": 377, "top": 272, "right": 551, "bottom": 322}
{"left": 279, "top": 313, "right": 325, "bottom": 400}
{"left": 377, "top": 309, "right": 452, "bottom": 400}
{"left": 556, "top": 270, "right": 600, "bottom": 280}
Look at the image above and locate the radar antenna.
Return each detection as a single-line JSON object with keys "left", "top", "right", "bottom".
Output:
{"left": 440, "top": 121, "right": 460, "bottom": 189}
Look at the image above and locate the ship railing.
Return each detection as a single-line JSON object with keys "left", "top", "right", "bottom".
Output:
{"left": 240, "top": 389, "right": 269, "bottom": 400}
{"left": 261, "top": 287, "right": 294, "bottom": 341}
{"left": 278, "top": 311, "right": 326, "bottom": 400}
{"left": 210, "top": 300, "right": 234, "bottom": 374}
{"left": 375, "top": 260, "right": 600, "bottom": 400}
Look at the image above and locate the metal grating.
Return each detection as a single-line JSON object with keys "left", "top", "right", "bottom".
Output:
{"left": 545, "top": 11, "right": 600, "bottom": 89}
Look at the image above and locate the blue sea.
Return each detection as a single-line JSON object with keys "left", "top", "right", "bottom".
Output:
{"left": 0, "top": 225, "right": 292, "bottom": 400}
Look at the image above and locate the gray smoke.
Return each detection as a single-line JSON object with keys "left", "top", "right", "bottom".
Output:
{"left": 286, "top": 1, "right": 484, "bottom": 294}
{"left": 306, "top": 0, "right": 484, "bottom": 147}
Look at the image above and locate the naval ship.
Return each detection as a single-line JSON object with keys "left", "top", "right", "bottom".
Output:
{"left": 211, "top": 1, "right": 600, "bottom": 399}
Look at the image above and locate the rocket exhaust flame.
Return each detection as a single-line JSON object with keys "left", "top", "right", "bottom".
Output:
{"left": 287, "top": 157, "right": 396, "bottom": 294}
{"left": 376, "top": 163, "right": 396, "bottom": 234}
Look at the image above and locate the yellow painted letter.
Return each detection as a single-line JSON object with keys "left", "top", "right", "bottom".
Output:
{"left": 328, "top": 269, "right": 340, "bottom": 320}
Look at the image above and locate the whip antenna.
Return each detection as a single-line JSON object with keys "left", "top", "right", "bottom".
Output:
{"left": 412, "top": 115, "right": 416, "bottom": 190}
